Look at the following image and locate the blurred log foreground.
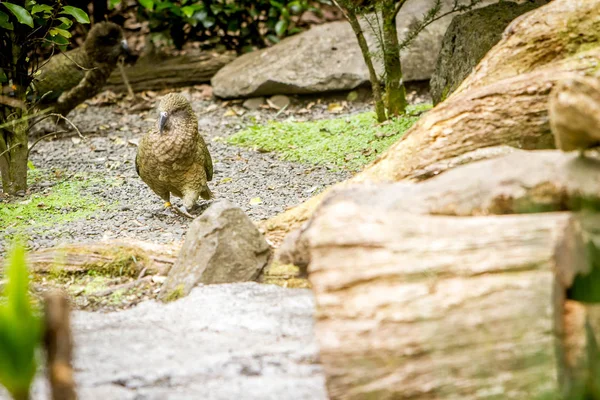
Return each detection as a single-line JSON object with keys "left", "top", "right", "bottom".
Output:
{"left": 279, "top": 151, "right": 600, "bottom": 399}
{"left": 272, "top": 0, "right": 600, "bottom": 397}
{"left": 262, "top": 0, "right": 600, "bottom": 243}
{"left": 105, "top": 48, "right": 236, "bottom": 93}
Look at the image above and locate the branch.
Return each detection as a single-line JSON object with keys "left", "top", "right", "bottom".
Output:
{"left": 398, "top": 0, "right": 485, "bottom": 51}
{"left": 29, "top": 113, "right": 84, "bottom": 140}
{"left": 393, "top": 0, "right": 408, "bottom": 18}
{"left": 0, "top": 142, "right": 23, "bottom": 159}
{"left": 0, "top": 95, "right": 26, "bottom": 110}
{"left": 27, "top": 130, "right": 69, "bottom": 157}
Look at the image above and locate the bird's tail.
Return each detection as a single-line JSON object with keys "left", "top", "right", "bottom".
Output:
{"left": 200, "top": 186, "right": 213, "bottom": 200}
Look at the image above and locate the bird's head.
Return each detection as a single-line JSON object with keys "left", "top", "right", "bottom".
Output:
{"left": 157, "top": 93, "right": 195, "bottom": 135}
{"left": 84, "top": 22, "right": 131, "bottom": 64}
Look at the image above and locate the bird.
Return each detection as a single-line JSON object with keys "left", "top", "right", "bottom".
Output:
{"left": 135, "top": 93, "right": 213, "bottom": 218}
{"left": 549, "top": 75, "right": 600, "bottom": 157}
{"left": 31, "top": 21, "right": 131, "bottom": 117}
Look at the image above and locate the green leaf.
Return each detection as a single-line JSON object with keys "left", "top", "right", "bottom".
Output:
{"left": 0, "top": 68, "right": 7, "bottom": 83}
{"left": 27, "top": 160, "right": 35, "bottom": 170}
{"left": 49, "top": 27, "right": 71, "bottom": 38}
{"left": 60, "top": 5, "right": 90, "bottom": 24}
{"left": 57, "top": 16, "right": 73, "bottom": 29}
{"left": 201, "top": 16, "right": 215, "bottom": 29}
{"left": 139, "top": 0, "right": 154, "bottom": 11}
{"left": 181, "top": 6, "right": 195, "bottom": 18}
{"left": 31, "top": 4, "right": 53, "bottom": 15}
{"left": 275, "top": 19, "right": 288, "bottom": 37}
{"left": 0, "top": 244, "right": 42, "bottom": 399}
{"left": 0, "top": 10, "right": 14, "bottom": 30}
{"left": 50, "top": 33, "right": 69, "bottom": 47}
{"left": 2, "top": 3, "right": 34, "bottom": 28}
{"left": 109, "top": 0, "right": 121, "bottom": 10}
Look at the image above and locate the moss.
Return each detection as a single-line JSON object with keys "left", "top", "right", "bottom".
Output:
{"left": 0, "top": 170, "right": 108, "bottom": 235}
{"left": 259, "top": 262, "right": 310, "bottom": 289}
{"left": 163, "top": 284, "right": 185, "bottom": 302}
{"left": 228, "top": 105, "right": 431, "bottom": 171}
{"left": 562, "top": 11, "right": 600, "bottom": 55}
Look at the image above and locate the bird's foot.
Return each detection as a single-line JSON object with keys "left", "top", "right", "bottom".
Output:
{"left": 164, "top": 201, "right": 194, "bottom": 219}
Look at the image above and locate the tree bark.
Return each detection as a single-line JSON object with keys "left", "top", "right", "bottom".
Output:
{"left": 304, "top": 200, "right": 597, "bottom": 399}
{"left": 261, "top": 0, "right": 600, "bottom": 244}
{"left": 381, "top": 0, "right": 406, "bottom": 116}
{"left": 336, "top": 1, "right": 386, "bottom": 122}
{"left": 105, "top": 50, "right": 236, "bottom": 94}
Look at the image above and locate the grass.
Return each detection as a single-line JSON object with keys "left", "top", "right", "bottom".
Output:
{"left": 0, "top": 169, "right": 107, "bottom": 234}
{"left": 228, "top": 104, "right": 431, "bottom": 171}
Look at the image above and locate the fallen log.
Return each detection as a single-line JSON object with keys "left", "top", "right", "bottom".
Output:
{"left": 261, "top": 0, "right": 600, "bottom": 243}
{"left": 305, "top": 199, "right": 598, "bottom": 399}
{"left": 276, "top": 150, "right": 600, "bottom": 269}
{"left": 105, "top": 50, "right": 236, "bottom": 93}
{"left": 24, "top": 240, "right": 180, "bottom": 277}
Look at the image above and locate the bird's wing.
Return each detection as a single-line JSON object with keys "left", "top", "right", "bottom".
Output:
{"left": 135, "top": 152, "right": 140, "bottom": 176}
{"left": 204, "top": 145, "right": 213, "bottom": 182}
{"left": 197, "top": 135, "right": 213, "bottom": 181}
{"left": 53, "top": 64, "right": 111, "bottom": 116}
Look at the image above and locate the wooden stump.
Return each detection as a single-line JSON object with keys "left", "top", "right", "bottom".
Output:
{"left": 305, "top": 197, "right": 598, "bottom": 399}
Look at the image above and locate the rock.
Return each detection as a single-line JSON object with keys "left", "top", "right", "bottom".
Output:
{"left": 159, "top": 200, "right": 271, "bottom": 301}
{"left": 430, "top": 0, "right": 549, "bottom": 105}
{"left": 267, "top": 94, "right": 291, "bottom": 110}
{"left": 242, "top": 96, "right": 265, "bottom": 110}
{"left": 212, "top": 0, "right": 499, "bottom": 99}
{"left": 17, "top": 283, "right": 325, "bottom": 400}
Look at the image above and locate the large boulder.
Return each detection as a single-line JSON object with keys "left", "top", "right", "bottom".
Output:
{"left": 159, "top": 200, "right": 271, "bottom": 301}
{"left": 211, "top": 0, "right": 498, "bottom": 99}
{"left": 430, "top": 0, "right": 549, "bottom": 105}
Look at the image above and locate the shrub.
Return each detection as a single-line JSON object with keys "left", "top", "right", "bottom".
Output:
{"left": 0, "top": 244, "right": 43, "bottom": 400}
{"left": 111, "top": 0, "right": 330, "bottom": 51}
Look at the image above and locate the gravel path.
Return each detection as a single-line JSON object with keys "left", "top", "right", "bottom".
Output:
{"left": 1, "top": 87, "right": 385, "bottom": 253}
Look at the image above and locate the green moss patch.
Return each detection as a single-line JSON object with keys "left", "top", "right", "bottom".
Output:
{"left": 228, "top": 105, "right": 431, "bottom": 171}
{"left": 0, "top": 170, "right": 106, "bottom": 233}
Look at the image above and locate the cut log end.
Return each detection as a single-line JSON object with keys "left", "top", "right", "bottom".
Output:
{"left": 302, "top": 190, "right": 600, "bottom": 398}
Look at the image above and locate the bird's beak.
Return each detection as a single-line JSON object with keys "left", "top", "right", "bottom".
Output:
{"left": 159, "top": 111, "right": 168, "bottom": 134}
{"left": 121, "top": 39, "right": 131, "bottom": 55}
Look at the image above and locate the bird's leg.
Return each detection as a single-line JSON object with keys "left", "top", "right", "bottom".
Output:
{"left": 578, "top": 149, "right": 587, "bottom": 159}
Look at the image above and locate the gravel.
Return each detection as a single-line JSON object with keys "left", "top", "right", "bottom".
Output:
{"left": 0, "top": 83, "right": 430, "bottom": 254}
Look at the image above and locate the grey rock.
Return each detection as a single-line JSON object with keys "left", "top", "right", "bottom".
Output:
{"left": 9, "top": 283, "right": 325, "bottom": 400}
{"left": 160, "top": 200, "right": 271, "bottom": 301}
{"left": 211, "top": 0, "right": 500, "bottom": 99}
{"left": 242, "top": 96, "right": 266, "bottom": 110}
{"left": 430, "top": 0, "right": 549, "bottom": 104}
{"left": 267, "top": 95, "right": 291, "bottom": 110}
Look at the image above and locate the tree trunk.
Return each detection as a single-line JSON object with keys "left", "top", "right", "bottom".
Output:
{"left": 304, "top": 198, "right": 598, "bottom": 399}
{"left": 338, "top": 2, "right": 386, "bottom": 122}
{"left": 105, "top": 50, "right": 236, "bottom": 94}
{"left": 261, "top": 0, "right": 600, "bottom": 244}
{"left": 381, "top": 0, "right": 406, "bottom": 116}
{"left": 0, "top": 112, "right": 29, "bottom": 195}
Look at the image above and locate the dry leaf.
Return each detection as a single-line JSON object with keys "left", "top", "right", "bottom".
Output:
{"left": 328, "top": 102, "right": 344, "bottom": 113}
{"left": 223, "top": 108, "right": 237, "bottom": 117}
